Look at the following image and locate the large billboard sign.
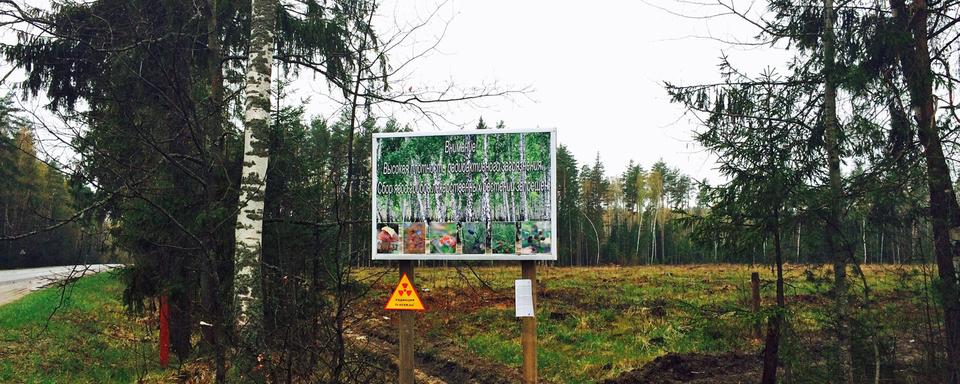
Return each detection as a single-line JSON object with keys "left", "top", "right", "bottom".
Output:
{"left": 372, "top": 129, "right": 557, "bottom": 260}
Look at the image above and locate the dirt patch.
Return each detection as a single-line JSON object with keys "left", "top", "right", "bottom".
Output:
{"left": 420, "top": 287, "right": 512, "bottom": 313}
{"left": 785, "top": 293, "right": 827, "bottom": 306}
{"left": 358, "top": 317, "right": 523, "bottom": 384}
{"left": 419, "top": 338, "right": 523, "bottom": 384}
{"left": 601, "top": 352, "right": 760, "bottom": 384}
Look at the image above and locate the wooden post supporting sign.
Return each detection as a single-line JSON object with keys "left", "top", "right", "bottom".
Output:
{"left": 373, "top": 130, "right": 558, "bottom": 384}
{"left": 521, "top": 260, "right": 538, "bottom": 384}
{"left": 398, "top": 260, "right": 415, "bottom": 384}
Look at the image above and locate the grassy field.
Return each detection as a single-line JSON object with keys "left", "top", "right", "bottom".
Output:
{"left": 0, "top": 264, "right": 937, "bottom": 383}
{"left": 362, "top": 263, "right": 935, "bottom": 383}
{"left": 0, "top": 272, "right": 175, "bottom": 384}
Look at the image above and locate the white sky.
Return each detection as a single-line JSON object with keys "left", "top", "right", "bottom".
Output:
{"left": 290, "top": 0, "right": 792, "bottom": 182}
{"left": 4, "top": 0, "right": 793, "bottom": 183}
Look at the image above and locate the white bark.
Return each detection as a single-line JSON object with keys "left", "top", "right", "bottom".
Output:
{"left": 483, "top": 136, "right": 491, "bottom": 252}
{"left": 635, "top": 206, "right": 644, "bottom": 258}
{"left": 434, "top": 151, "right": 443, "bottom": 221}
{"left": 520, "top": 133, "right": 528, "bottom": 220}
{"left": 797, "top": 222, "right": 802, "bottom": 263}
{"left": 413, "top": 159, "right": 427, "bottom": 224}
{"left": 234, "top": 0, "right": 277, "bottom": 334}
{"left": 651, "top": 195, "right": 659, "bottom": 263}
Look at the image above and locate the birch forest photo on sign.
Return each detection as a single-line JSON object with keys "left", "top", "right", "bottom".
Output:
{"left": 372, "top": 129, "right": 556, "bottom": 260}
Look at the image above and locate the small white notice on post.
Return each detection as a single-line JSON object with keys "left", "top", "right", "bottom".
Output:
{"left": 515, "top": 279, "right": 534, "bottom": 317}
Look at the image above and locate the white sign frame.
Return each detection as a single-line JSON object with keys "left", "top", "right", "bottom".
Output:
{"left": 371, "top": 128, "right": 558, "bottom": 261}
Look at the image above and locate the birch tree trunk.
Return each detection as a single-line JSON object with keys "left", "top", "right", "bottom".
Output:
{"left": 467, "top": 136, "right": 475, "bottom": 222}
{"left": 650, "top": 209, "right": 656, "bottom": 264}
{"left": 233, "top": 0, "right": 277, "bottom": 350}
{"left": 435, "top": 151, "right": 443, "bottom": 221}
{"left": 796, "top": 222, "right": 802, "bottom": 263}
{"left": 650, "top": 187, "right": 658, "bottom": 264}
{"left": 413, "top": 160, "right": 427, "bottom": 224}
{"left": 659, "top": 194, "right": 667, "bottom": 263}
{"left": 425, "top": 171, "right": 433, "bottom": 223}
{"left": 483, "top": 136, "right": 491, "bottom": 252}
{"left": 635, "top": 206, "right": 644, "bottom": 259}
{"left": 660, "top": 205, "right": 666, "bottom": 264}
{"left": 520, "top": 133, "right": 528, "bottom": 220}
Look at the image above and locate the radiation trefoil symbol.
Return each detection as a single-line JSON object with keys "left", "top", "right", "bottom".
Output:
{"left": 384, "top": 273, "right": 425, "bottom": 311}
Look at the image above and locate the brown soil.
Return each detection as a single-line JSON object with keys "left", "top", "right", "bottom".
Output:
{"left": 356, "top": 316, "right": 524, "bottom": 384}
{"left": 601, "top": 352, "right": 760, "bottom": 384}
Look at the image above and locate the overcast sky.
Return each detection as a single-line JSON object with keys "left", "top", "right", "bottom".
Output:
{"left": 5, "top": 0, "right": 791, "bottom": 183}
{"left": 292, "top": 0, "right": 791, "bottom": 182}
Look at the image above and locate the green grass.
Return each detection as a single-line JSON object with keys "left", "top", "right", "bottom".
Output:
{"left": 0, "top": 265, "right": 933, "bottom": 383}
{"left": 0, "top": 272, "right": 171, "bottom": 383}
{"left": 397, "top": 264, "right": 931, "bottom": 383}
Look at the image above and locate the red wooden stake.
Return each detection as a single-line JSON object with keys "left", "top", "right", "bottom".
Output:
{"left": 159, "top": 295, "right": 170, "bottom": 367}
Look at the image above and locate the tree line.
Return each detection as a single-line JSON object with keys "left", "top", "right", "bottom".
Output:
{"left": 552, "top": 147, "right": 938, "bottom": 269}
{"left": 0, "top": 97, "right": 110, "bottom": 269}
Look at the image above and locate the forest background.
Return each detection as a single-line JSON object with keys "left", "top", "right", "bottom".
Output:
{"left": 1, "top": 0, "right": 960, "bottom": 383}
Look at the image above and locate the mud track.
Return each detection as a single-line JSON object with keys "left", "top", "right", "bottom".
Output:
{"left": 601, "top": 352, "right": 761, "bottom": 384}
{"left": 350, "top": 317, "right": 526, "bottom": 384}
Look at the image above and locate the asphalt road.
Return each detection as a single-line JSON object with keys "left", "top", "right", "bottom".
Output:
{"left": 0, "top": 264, "right": 122, "bottom": 306}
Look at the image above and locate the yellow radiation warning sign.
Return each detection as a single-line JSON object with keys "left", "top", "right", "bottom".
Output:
{"left": 385, "top": 273, "right": 425, "bottom": 311}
